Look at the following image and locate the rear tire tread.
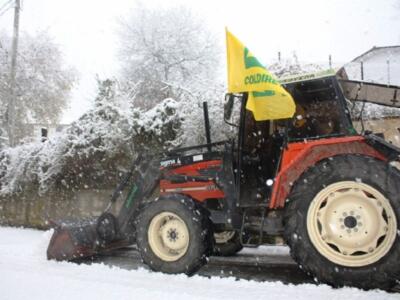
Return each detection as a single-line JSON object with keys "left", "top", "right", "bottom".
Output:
{"left": 284, "top": 154, "right": 400, "bottom": 290}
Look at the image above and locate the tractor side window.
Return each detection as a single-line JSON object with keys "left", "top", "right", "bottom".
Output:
{"left": 243, "top": 111, "right": 284, "bottom": 179}
{"left": 240, "top": 111, "right": 274, "bottom": 202}
{"left": 285, "top": 78, "right": 348, "bottom": 140}
{"left": 243, "top": 112, "right": 270, "bottom": 155}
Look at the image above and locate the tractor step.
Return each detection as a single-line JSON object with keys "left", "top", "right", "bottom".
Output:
{"left": 239, "top": 209, "right": 284, "bottom": 247}
{"left": 239, "top": 208, "right": 265, "bottom": 247}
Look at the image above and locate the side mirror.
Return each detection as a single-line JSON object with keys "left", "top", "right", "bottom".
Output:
{"left": 224, "top": 93, "right": 234, "bottom": 121}
{"left": 224, "top": 93, "right": 241, "bottom": 127}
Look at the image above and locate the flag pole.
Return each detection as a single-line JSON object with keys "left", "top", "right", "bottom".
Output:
{"left": 235, "top": 92, "right": 248, "bottom": 207}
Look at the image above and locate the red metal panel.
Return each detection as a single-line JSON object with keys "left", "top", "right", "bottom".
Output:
{"left": 269, "top": 136, "right": 386, "bottom": 209}
{"left": 160, "top": 159, "right": 224, "bottom": 202}
{"left": 165, "top": 160, "right": 222, "bottom": 176}
{"left": 160, "top": 180, "right": 225, "bottom": 202}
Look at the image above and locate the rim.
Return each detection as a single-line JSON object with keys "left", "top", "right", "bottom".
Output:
{"left": 214, "top": 231, "right": 236, "bottom": 244}
{"left": 307, "top": 181, "right": 397, "bottom": 267}
{"left": 148, "top": 212, "right": 189, "bottom": 262}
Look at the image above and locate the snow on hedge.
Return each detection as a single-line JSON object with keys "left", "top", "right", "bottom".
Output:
{"left": 0, "top": 78, "right": 232, "bottom": 197}
{"left": 0, "top": 81, "right": 184, "bottom": 196}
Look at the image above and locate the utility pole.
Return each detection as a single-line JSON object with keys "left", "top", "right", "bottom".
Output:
{"left": 7, "top": 0, "right": 20, "bottom": 147}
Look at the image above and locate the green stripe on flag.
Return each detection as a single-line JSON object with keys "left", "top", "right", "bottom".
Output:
{"left": 253, "top": 90, "right": 276, "bottom": 97}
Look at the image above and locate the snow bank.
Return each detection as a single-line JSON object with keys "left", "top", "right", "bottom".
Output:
{"left": 0, "top": 227, "right": 395, "bottom": 300}
{"left": 240, "top": 245, "right": 290, "bottom": 256}
{"left": 349, "top": 102, "right": 400, "bottom": 120}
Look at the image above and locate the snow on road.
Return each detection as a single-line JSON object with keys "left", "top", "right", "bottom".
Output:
{"left": 0, "top": 227, "right": 396, "bottom": 300}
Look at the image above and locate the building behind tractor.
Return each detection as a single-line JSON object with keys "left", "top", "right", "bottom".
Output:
{"left": 47, "top": 70, "right": 400, "bottom": 290}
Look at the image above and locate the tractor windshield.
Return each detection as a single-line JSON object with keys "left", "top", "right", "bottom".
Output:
{"left": 283, "top": 76, "right": 352, "bottom": 140}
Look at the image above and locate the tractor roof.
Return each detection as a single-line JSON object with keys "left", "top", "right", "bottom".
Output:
{"left": 278, "top": 68, "right": 400, "bottom": 109}
{"left": 279, "top": 69, "right": 337, "bottom": 85}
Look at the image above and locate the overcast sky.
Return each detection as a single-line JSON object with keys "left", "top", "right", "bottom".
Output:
{"left": 0, "top": 0, "right": 399, "bottom": 123}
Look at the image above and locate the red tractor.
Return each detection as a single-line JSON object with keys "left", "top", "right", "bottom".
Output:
{"left": 48, "top": 71, "right": 400, "bottom": 290}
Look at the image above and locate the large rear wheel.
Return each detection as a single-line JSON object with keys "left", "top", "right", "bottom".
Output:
{"left": 136, "top": 195, "right": 213, "bottom": 274}
{"left": 284, "top": 155, "right": 400, "bottom": 290}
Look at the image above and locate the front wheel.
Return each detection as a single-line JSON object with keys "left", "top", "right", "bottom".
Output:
{"left": 136, "top": 195, "right": 213, "bottom": 274}
{"left": 213, "top": 231, "right": 243, "bottom": 256}
{"left": 284, "top": 155, "right": 400, "bottom": 290}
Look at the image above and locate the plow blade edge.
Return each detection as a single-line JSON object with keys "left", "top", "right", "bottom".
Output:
{"left": 47, "top": 219, "right": 98, "bottom": 261}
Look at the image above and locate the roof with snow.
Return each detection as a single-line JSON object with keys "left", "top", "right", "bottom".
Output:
{"left": 351, "top": 45, "right": 400, "bottom": 62}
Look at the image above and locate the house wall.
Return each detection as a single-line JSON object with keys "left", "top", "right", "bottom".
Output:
{"left": 15, "top": 123, "right": 68, "bottom": 143}
{"left": 345, "top": 47, "right": 400, "bottom": 86}
{"left": 353, "top": 118, "right": 400, "bottom": 147}
{"left": 31, "top": 124, "right": 69, "bottom": 141}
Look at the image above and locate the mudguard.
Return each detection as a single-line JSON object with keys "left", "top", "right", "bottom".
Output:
{"left": 364, "top": 133, "right": 400, "bottom": 162}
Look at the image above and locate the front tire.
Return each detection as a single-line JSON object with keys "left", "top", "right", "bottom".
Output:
{"left": 284, "top": 155, "right": 400, "bottom": 290}
{"left": 213, "top": 231, "right": 243, "bottom": 256}
{"left": 136, "top": 195, "right": 212, "bottom": 275}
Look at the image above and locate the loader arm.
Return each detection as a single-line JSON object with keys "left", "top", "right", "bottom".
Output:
{"left": 47, "top": 153, "right": 161, "bottom": 261}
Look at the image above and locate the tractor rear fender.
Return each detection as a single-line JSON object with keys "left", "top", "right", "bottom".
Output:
{"left": 269, "top": 136, "right": 386, "bottom": 209}
{"left": 364, "top": 133, "right": 400, "bottom": 162}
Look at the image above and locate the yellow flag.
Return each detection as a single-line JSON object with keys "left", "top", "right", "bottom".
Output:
{"left": 246, "top": 91, "right": 296, "bottom": 121}
{"left": 226, "top": 29, "right": 295, "bottom": 120}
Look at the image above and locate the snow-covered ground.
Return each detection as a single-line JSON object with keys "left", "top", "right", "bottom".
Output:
{"left": 0, "top": 227, "right": 396, "bottom": 300}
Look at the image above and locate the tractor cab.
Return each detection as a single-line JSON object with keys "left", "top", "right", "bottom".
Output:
{"left": 224, "top": 75, "right": 354, "bottom": 208}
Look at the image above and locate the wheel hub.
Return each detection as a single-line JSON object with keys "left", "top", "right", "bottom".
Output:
{"left": 344, "top": 216, "right": 357, "bottom": 228}
{"left": 167, "top": 228, "right": 178, "bottom": 241}
{"left": 307, "top": 181, "right": 397, "bottom": 267}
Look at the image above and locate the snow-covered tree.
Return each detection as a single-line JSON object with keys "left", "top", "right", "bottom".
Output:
{"left": 0, "top": 79, "right": 184, "bottom": 196}
{"left": 0, "top": 31, "right": 77, "bottom": 144}
{"left": 118, "top": 4, "right": 223, "bottom": 109}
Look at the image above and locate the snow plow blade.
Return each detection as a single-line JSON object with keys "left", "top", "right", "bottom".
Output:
{"left": 46, "top": 153, "right": 161, "bottom": 261}
{"left": 47, "top": 219, "right": 99, "bottom": 261}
